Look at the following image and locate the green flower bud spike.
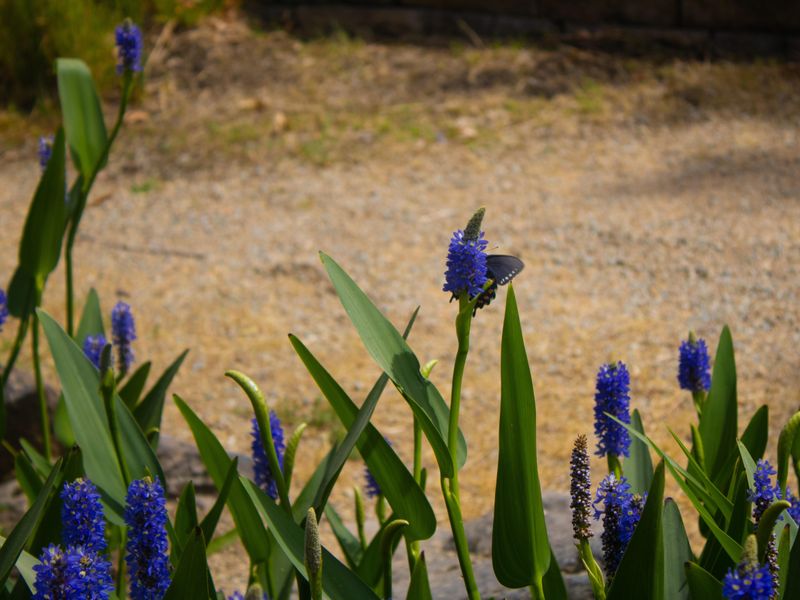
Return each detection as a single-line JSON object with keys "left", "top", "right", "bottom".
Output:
{"left": 354, "top": 486, "right": 367, "bottom": 549}
{"left": 305, "top": 508, "right": 323, "bottom": 600}
{"left": 463, "top": 207, "right": 486, "bottom": 242}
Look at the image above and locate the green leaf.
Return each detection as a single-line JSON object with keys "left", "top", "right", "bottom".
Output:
{"left": 14, "top": 453, "right": 43, "bottom": 503}
{"left": 119, "top": 362, "right": 152, "bottom": 409}
{"left": 116, "top": 392, "right": 166, "bottom": 484}
{"left": 38, "top": 310, "right": 126, "bottom": 519}
{"left": 0, "top": 538, "right": 38, "bottom": 593}
{"left": 406, "top": 553, "right": 433, "bottom": 600}
{"left": 541, "top": 547, "right": 568, "bottom": 600}
{"left": 738, "top": 441, "right": 758, "bottom": 491}
{"left": 757, "top": 501, "right": 791, "bottom": 563}
{"left": 200, "top": 457, "right": 239, "bottom": 547}
{"left": 283, "top": 422, "right": 306, "bottom": 492}
{"left": 699, "top": 326, "right": 738, "bottom": 480}
{"left": 289, "top": 335, "right": 435, "bottom": 541}
{"left": 608, "top": 462, "right": 666, "bottom": 600}
{"left": 320, "top": 253, "right": 465, "bottom": 477}
{"left": 53, "top": 394, "right": 75, "bottom": 447}
{"left": 133, "top": 350, "right": 189, "bottom": 446}
{"left": 243, "top": 478, "right": 380, "bottom": 600}
{"left": 663, "top": 499, "right": 692, "bottom": 600}
{"left": 56, "top": 58, "right": 108, "bottom": 180}
{"left": 74, "top": 288, "right": 104, "bottom": 344}
{"left": 778, "top": 525, "right": 791, "bottom": 598}
{"left": 685, "top": 562, "right": 723, "bottom": 600}
{"left": 6, "top": 267, "right": 37, "bottom": 319}
{"left": 492, "top": 285, "right": 551, "bottom": 589}
{"left": 625, "top": 409, "right": 654, "bottom": 495}
{"left": 784, "top": 522, "right": 800, "bottom": 599}
{"left": 778, "top": 411, "right": 800, "bottom": 494}
{"left": 174, "top": 395, "right": 271, "bottom": 563}
{"left": 324, "top": 504, "right": 363, "bottom": 569}
{"left": 174, "top": 482, "right": 199, "bottom": 553}
{"left": 698, "top": 472, "right": 749, "bottom": 579}
{"left": 0, "top": 459, "right": 60, "bottom": 587}
{"left": 18, "top": 129, "right": 67, "bottom": 282}
{"left": 18, "top": 439, "right": 51, "bottom": 477}
{"left": 163, "top": 527, "right": 212, "bottom": 600}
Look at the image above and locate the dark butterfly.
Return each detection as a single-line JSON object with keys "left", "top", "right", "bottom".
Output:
{"left": 473, "top": 255, "right": 525, "bottom": 315}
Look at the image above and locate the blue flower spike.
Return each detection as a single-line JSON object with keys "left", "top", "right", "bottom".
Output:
{"left": 125, "top": 477, "right": 171, "bottom": 600}
{"left": 443, "top": 208, "right": 489, "bottom": 301}
{"left": 82, "top": 334, "right": 108, "bottom": 370}
{"left": 111, "top": 301, "right": 136, "bottom": 376}
{"left": 251, "top": 411, "right": 285, "bottom": 500}
{"left": 593, "top": 361, "right": 631, "bottom": 474}
{"left": 61, "top": 478, "right": 107, "bottom": 552}
{"left": 38, "top": 136, "right": 54, "bottom": 171}
{"left": 723, "top": 535, "right": 774, "bottom": 600}
{"left": 593, "top": 474, "right": 643, "bottom": 580}
{"left": 678, "top": 331, "right": 712, "bottom": 416}
{"left": 0, "top": 288, "right": 8, "bottom": 332}
{"left": 115, "top": 20, "right": 143, "bottom": 74}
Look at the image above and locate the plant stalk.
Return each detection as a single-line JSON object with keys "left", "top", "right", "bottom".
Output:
{"left": 31, "top": 290, "right": 51, "bottom": 461}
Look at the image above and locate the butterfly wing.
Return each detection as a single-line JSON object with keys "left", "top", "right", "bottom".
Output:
{"left": 485, "top": 255, "right": 524, "bottom": 286}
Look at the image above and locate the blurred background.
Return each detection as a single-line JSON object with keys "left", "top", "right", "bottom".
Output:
{"left": 1, "top": 0, "right": 799, "bottom": 592}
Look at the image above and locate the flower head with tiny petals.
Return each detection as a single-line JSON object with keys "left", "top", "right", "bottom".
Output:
{"left": 63, "top": 546, "right": 114, "bottom": 599}
{"left": 0, "top": 289, "right": 8, "bottom": 332}
{"left": 678, "top": 337, "right": 711, "bottom": 392}
{"left": 61, "top": 478, "right": 107, "bottom": 552}
{"left": 82, "top": 334, "right": 108, "bottom": 370}
{"left": 38, "top": 136, "right": 54, "bottom": 171}
{"left": 33, "top": 545, "right": 69, "bottom": 600}
{"left": 124, "top": 477, "right": 170, "bottom": 600}
{"left": 593, "top": 474, "right": 640, "bottom": 579}
{"left": 593, "top": 362, "right": 631, "bottom": 458}
{"left": 443, "top": 229, "right": 489, "bottom": 300}
{"left": 364, "top": 466, "right": 381, "bottom": 498}
{"left": 111, "top": 301, "right": 136, "bottom": 375}
{"left": 723, "top": 561, "right": 774, "bottom": 600}
{"left": 115, "top": 21, "right": 143, "bottom": 74}
{"left": 749, "top": 459, "right": 778, "bottom": 524}
{"left": 251, "top": 412, "right": 285, "bottom": 500}
{"left": 569, "top": 434, "right": 593, "bottom": 542}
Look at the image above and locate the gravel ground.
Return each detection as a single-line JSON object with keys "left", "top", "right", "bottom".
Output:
{"left": 1, "top": 16, "right": 800, "bottom": 593}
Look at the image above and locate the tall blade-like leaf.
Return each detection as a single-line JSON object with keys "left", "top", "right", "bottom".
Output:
{"left": 541, "top": 547, "right": 568, "bottom": 600}
{"left": 133, "top": 350, "right": 189, "bottom": 444}
{"left": 325, "top": 504, "right": 363, "bottom": 569}
{"left": 174, "top": 395, "right": 271, "bottom": 563}
{"left": 0, "top": 538, "right": 38, "bottom": 593}
{"left": 492, "top": 285, "right": 551, "bottom": 589}
{"left": 0, "top": 459, "right": 60, "bottom": 587}
{"left": 163, "top": 527, "right": 212, "bottom": 600}
{"left": 289, "top": 335, "right": 435, "bottom": 541}
{"left": 607, "top": 461, "right": 666, "bottom": 600}
{"left": 663, "top": 499, "right": 692, "bottom": 600}
{"left": 406, "top": 553, "right": 433, "bottom": 600}
{"left": 699, "top": 326, "right": 738, "bottom": 480}
{"left": 18, "top": 129, "right": 67, "bottom": 282}
{"left": 119, "top": 362, "right": 152, "bottom": 409}
{"left": 685, "top": 563, "right": 723, "bottom": 599}
{"left": 243, "top": 478, "right": 380, "bottom": 600}
{"left": 174, "top": 483, "right": 199, "bottom": 554}
{"left": 320, "top": 253, "right": 465, "bottom": 476}
{"left": 785, "top": 522, "right": 800, "bottom": 599}
{"left": 200, "top": 458, "right": 238, "bottom": 547}
{"left": 38, "top": 310, "right": 126, "bottom": 519}
{"left": 75, "top": 288, "right": 104, "bottom": 343}
{"left": 116, "top": 393, "right": 166, "bottom": 484}
{"left": 56, "top": 58, "right": 108, "bottom": 180}
{"left": 625, "top": 409, "right": 654, "bottom": 495}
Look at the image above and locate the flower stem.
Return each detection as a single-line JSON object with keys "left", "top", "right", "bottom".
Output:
{"left": 441, "top": 295, "right": 481, "bottom": 600}
{"left": 31, "top": 287, "right": 51, "bottom": 461}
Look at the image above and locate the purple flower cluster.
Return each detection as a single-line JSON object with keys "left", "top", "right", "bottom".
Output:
{"left": 593, "top": 474, "right": 643, "bottom": 578}
{"left": 251, "top": 411, "right": 285, "bottom": 500}
{"left": 593, "top": 362, "right": 631, "bottom": 458}
{"left": 678, "top": 337, "right": 711, "bottom": 393}
{"left": 82, "top": 334, "right": 108, "bottom": 370}
{"left": 364, "top": 466, "right": 382, "bottom": 498}
{"left": 111, "top": 301, "right": 136, "bottom": 374}
{"left": 124, "top": 477, "right": 171, "bottom": 599}
{"left": 569, "top": 434, "right": 593, "bottom": 542}
{"left": 443, "top": 229, "right": 489, "bottom": 300}
{"left": 61, "top": 479, "right": 107, "bottom": 552}
{"left": 115, "top": 21, "right": 143, "bottom": 74}
{"left": 38, "top": 135, "right": 54, "bottom": 171}
{"left": 723, "top": 561, "right": 774, "bottom": 600}
{"left": 0, "top": 288, "right": 7, "bottom": 332}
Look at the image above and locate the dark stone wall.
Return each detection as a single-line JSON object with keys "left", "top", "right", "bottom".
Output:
{"left": 261, "top": 0, "right": 800, "bottom": 33}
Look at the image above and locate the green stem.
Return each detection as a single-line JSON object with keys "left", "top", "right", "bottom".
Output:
{"left": 441, "top": 477, "right": 480, "bottom": 600}
{"left": 405, "top": 415, "right": 422, "bottom": 570}
{"left": 102, "top": 369, "right": 129, "bottom": 486}
{"left": 691, "top": 390, "right": 705, "bottom": 419}
{"left": 529, "top": 578, "right": 545, "bottom": 600}
{"left": 31, "top": 289, "right": 51, "bottom": 461}
{"left": 116, "top": 526, "right": 127, "bottom": 593}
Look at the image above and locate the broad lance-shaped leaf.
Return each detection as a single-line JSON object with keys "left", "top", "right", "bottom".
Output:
{"left": 607, "top": 461, "right": 666, "bottom": 600}
{"left": 492, "top": 285, "right": 552, "bottom": 589}
{"left": 624, "top": 408, "right": 654, "bottom": 495}
{"left": 243, "top": 478, "right": 380, "bottom": 600}
{"left": 320, "top": 253, "right": 465, "bottom": 477}
{"left": 133, "top": 349, "right": 189, "bottom": 444}
{"left": 75, "top": 288, "right": 104, "bottom": 343}
{"left": 0, "top": 537, "right": 38, "bottom": 593}
{"left": 57, "top": 58, "right": 108, "bottom": 181}
{"left": 663, "top": 499, "right": 692, "bottom": 600}
{"left": 777, "top": 410, "right": 800, "bottom": 493}
{"left": 289, "top": 334, "right": 436, "bottom": 541}
{"left": 685, "top": 563, "right": 723, "bottom": 600}
{"left": 163, "top": 527, "right": 213, "bottom": 600}
{"left": 406, "top": 553, "right": 433, "bottom": 600}
{"left": 174, "top": 395, "right": 271, "bottom": 564}
{"left": 698, "top": 326, "right": 738, "bottom": 480}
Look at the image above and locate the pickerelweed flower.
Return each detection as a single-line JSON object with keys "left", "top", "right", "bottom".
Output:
{"left": 82, "top": 334, "right": 108, "bottom": 370}
{"left": 111, "top": 301, "right": 136, "bottom": 374}
{"left": 63, "top": 546, "right": 114, "bottom": 599}
{"left": 678, "top": 336, "right": 711, "bottom": 392}
{"left": 115, "top": 20, "right": 143, "bottom": 74}
{"left": 251, "top": 412, "right": 285, "bottom": 500}
{"left": 364, "top": 466, "right": 381, "bottom": 498}
{"left": 569, "top": 434, "right": 593, "bottom": 542}
{"left": 61, "top": 478, "right": 107, "bottom": 552}
{"left": 33, "top": 545, "right": 69, "bottom": 600}
{"left": 782, "top": 488, "right": 800, "bottom": 524}
{"left": 593, "top": 474, "right": 640, "bottom": 579}
{"left": 443, "top": 229, "right": 489, "bottom": 300}
{"left": 593, "top": 361, "right": 631, "bottom": 458}
{"left": 723, "top": 555, "right": 774, "bottom": 600}
{"left": 38, "top": 135, "right": 54, "bottom": 171}
{"left": 125, "top": 477, "right": 170, "bottom": 600}
{"left": 0, "top": 288, "right": 8, "bottom": 332}
{"left": 749, "top": 459, "right": 778, "bottom": 524}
